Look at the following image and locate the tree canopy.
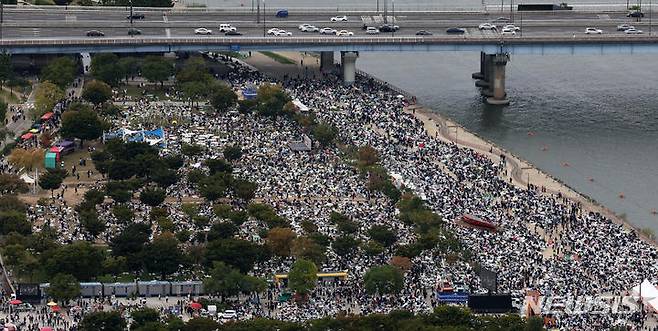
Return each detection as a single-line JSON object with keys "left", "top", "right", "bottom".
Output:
{"left": 82, "top": 80, "right": 113, "bottom": 106}
{"left": 288, "top": 259, "right": 318, "bottom": 296}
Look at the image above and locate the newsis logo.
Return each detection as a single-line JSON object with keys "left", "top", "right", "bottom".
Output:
{"left": 521, "top": 295, "right": 647, "bottom": 315}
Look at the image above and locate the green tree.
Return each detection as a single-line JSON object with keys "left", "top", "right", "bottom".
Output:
{"left": 255, "top": 84, "right": 291, "bottom": 117}
{"left": 112, "top": 204, "right": 134, "bottom": 224}
{"left": 182, "top": 318, "right": 219, "bottom": 331}
{"left": 266, "top": 227, "right": 296, "bottom": 257}
{"left": 130, "top": 308, "right": 160, "bottom": 331}
{"left": 44, "top": 241, "right": 105, "bottom": 280}
{"left": 176, "top": 56, "right": 211, "bottom": 84}
{"left": 110, "top": 223, "right": 151, "bottom": 272}
{"left": 33, "top": 81, "right": 64, "bottom": 119}
{"left": 0, "top": 210, "right": 31, "bottom": 236}
{"left": 312, "top": 122, "right": 337, "bottom": 147}
{"left": 84, "top": 188, "right": 106, "bottom": 205}
{"left": 142, "top": 56, "right": 174, "bottom": 88}
{"left": 0, "top": 173, "right": 29, "bottom": 194}
{"left": 232, "top": 178, "right": 257, "bottom": 201}
{"left": 41, "top": 57, "right": 77, "bottom": 89}
{"left": 90, "top": 53, "right": 125, "bottom": 86}
{"left": 291, "top": 237, "right": 326, "bottom": 266}
{"left": 222, "top": 145, "right": 243, "bottom": 161}
{"left": 368, "top": 225, "right": 397, "bottom": 247}
{"left": 198, "top": 173, "right": 230, "bottom": 201}
{"left": 143, "top": 233, "right": 183, "bottom": 278}
{"left": 79, "top": 311, "right": 126, "bottom": 331}
{"left": 210, "top": 83, "right": 237, "bottom": 112}
{"left": 118, "top": 56, "right": 141, "bottom": 82}
{"left": 79, "top": 209, "right": 106, "bottom": 238}
{"left": 180, "top": 81, "right": 206, "bottom": 107}
{"left": 204, "top": 238, "right": 262, "bottom": 273}
{"left": 358, "top": 145, "right": 380, "bottom": 167}
{"left": 288, "top": 259, "right": 318, "bottom": 296}
{"left": 363, "top": 265, "right": 404, "bottom": 295}
{"left": 140, "top": 187, "right": 166, "bottom": 207}
{"left": 203, "top": 261, "right": 244, "bottom": 301}
{"left": 206, "top": 222, "right": 237, "bottom": 242}
{"left": 0, "top": 101, "right": 7, "bottom": 126}
{"left": 82, "top": 80, "right": 113, "bottom": 106}
{"left": 48, "top": 273, "right": 81, "bottom": 304}
{"left": 0, "top": 52, "right": 13, "bottom": 90}
{"left": 39, "top": 168, "right": 67, "bottom": 191}
{"left": 60, "top": 107, "right": 103, "bottom": 146}
{"left": 427, "top": 305, "right": 475, "bottom": 328}
{"left": 332, "top": 235, "right": 360, "bottom": 257}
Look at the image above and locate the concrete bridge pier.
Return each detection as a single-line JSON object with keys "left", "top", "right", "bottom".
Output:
{"left": 475, "top": 54, "right": 494, "bottom": 91}
{"left": 472, "top": 51, "right": 486, "bottom": 80}
{"left": 485, "top": 53, "right": 510, "bottom": 106}
{"left": 320, "top": 51, "right": 334, "bottom": 72}
{"left": 340, "top": 51, "right": 359, "bottom": 85}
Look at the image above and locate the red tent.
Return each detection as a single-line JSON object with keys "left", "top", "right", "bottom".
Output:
{"left": 189, "top": 302, "right": 202, "bottom": 310}
{"left": 40, "top": 327, "right": 54, "bottom": 331}
{"left": 9, "top": 299, "right": 22, "bottom": 305}
{"left": 41, "top": 112, "right": 54, "bottom": 121}
{"left": 20, "top": 133, "right": 34, "bottom": 140}
{"left": 51, "top": 305, "right": 61, "bottom": 312}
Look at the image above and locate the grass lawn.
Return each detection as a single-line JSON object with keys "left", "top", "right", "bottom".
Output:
{"left": 260, "top": 51, "right": 296, "bottom": 65}
{"left": 0, "top": 89, "right": 22, "bottom": 104}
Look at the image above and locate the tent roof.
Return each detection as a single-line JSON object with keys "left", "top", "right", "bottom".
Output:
{"left": 631, "top": 279, "right": 658, "bottom": 300}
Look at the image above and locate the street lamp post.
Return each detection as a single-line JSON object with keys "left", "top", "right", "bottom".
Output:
{"left": 256, "top": 0, "right": 260, "bottom": 23}
{"left": 1, "top": 0, "right": 4, "bottom": 40}
{"left": 392, "top": 0, "right": 395, "bottom": 37}
{"left": 262, "top": 0, "right": 266, "bottom": 37}
{"left": 129, "top": 0, "right": 134, "bottom": 27}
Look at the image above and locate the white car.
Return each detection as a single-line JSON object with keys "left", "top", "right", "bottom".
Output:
{"left": 335, "top": 30, "right": 354, "bottom": 36}
{"left": 366, "top": 27, "right": 379, "bottom": 34}
{"left": 585, "top": 27, "right": 602, "bottom": 34}
{"left": 194, "top": 28, "right": 212, "bottom": 35}
{"left": 501, "top": 28, "right": 516, "bottom": 35}
{"left": 503, "top": 24, "right": 520, "bottom": 31}
{"left": 273, "top": 29, "right": 292, "bottom": 36}
{"left": 301, "top": 25, "right": 319, "bottom": 32}
{"left": 218, "top": 24, "right": 237, "bottom": 32}
{"left": 331, "top": 15, "right": 348, "bottom": 22}
{"left": 625, "top": 28, "right": 643, "bottom": 34}
{"left": 320, "top": 27, "right": 336, "bottom": 35}
{"left": 298, "top": 23, "right": 311, "bottom": 30}
{"left": 478, "top": 23, "right": 497, "bottom": 30}
{"left": 221, "top": 310, "right": 237, "bottom": 319}
{"left": 267, "top": 28, "right": 281, "bottom": 35}
{"left": 617, "top": 24, "right": 634, "bottom": 31}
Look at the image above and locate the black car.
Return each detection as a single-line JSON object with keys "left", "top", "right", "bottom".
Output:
{"left": 86, "top": 30, "right": 105, "bottom": 37}
{"left": 128, "top": 28, "right": 142, "bottom": 36}
{"left": 627, "top": 11, "right": 644, "bottom": 17}
{"left": 446, "top": 27, "right": 465, "bottom": 34}
{"left": 225, "top": 30, "right": 243, "bottom": 36}
{"left": 378, "top": 24, "right": 400, "bottom": 32}
{"left": 415, "top": 30, "right": 432, "bottom": 36}
{"left": 127, "top": 13, "right": 146, "bottom": 19}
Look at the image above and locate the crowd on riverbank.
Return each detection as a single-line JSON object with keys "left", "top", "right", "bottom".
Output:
{"left": 1, "top": 54, "right": 657, "bottom": 330}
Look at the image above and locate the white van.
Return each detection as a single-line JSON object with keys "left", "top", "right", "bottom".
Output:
{"left": 219, "top": 24, "right": 237, "bottom": 32}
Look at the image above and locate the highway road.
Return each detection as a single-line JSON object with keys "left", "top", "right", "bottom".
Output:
{"left": 0, "top": 8, "right": 656, "bottom": 40}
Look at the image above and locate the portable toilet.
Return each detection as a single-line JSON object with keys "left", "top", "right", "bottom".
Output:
{"left": 45, "top": 152, "right": 57, "bottom": 169}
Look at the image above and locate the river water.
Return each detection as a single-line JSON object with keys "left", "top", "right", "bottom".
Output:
{"left": 357, "top": 52, "right": 658, "bottom": 233}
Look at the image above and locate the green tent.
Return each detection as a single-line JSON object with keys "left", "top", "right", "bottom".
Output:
{"left": 45, "top": 152, "right": 57, "bottom": 169}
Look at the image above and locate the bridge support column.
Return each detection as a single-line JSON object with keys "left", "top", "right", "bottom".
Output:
{"left": 472, "top": 51, "right": 486, "bottom": 80}
{"left": 320, "top": 51, "right": 334, "bottom": 72}
{"left": 341, "top": 51, "right": 358, "bottom": 85}
{"left": 475, "top": 54, "right": 494, "bottom": 92}
{"left": 485, "top": 53, "right": 510, "bottom": 106}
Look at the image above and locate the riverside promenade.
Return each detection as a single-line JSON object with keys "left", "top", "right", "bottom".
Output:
{"left": 243, "top": 50, "right": 655, "bottom": 246}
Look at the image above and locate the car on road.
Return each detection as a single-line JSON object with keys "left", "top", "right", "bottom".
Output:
{"left": 126, "top": 13, "right": 145, "bottom": 20}
{"left": 617, "top": 24, "right": 634, "bottom": 31}
{"left": 478, "top": 23, "right": 497, "bottom": 30}
{"left": 415, "top": 30, "right": 432, "bottom": 35}
{"left": 335, "top": 30, "right": 354, "bottom": 36}
{"left": 218, "top": 24, "right": 237, "bottom": 33}
{"left": 320, "top": 27, "right": 337, "bottom": 35}
{"left": 273, "top": 29, "right": 292, "bottom": 36}
{"left": 225, "top": 30, "right": 243, "bottom": 36}
{"left": 194, "top": 28, "right": 212, "bottom": 35}
{"left": 86, "top": 30, "right": 105, "bottom": 37}
{"left": 501, "top": 28, "right": 516, "bottom": 35}
{"left": 366, "top": 27, "right": 379, "bottom": 34}
{"left": 446, "top": 27, "right": 465, "bottom": 34}
{"left": 584, "top": 27, "right": 602, "bottom": 34}
{"left": 276, "top": 9, "right": 288, "bottom": 18}
{"left": 331, "top": 15, "right": 348, "bottom": 22}
{"left": 627, "top": 11, "right": 644, "bottom": 17}
{"left": 300, "top": 25, "right": 319, "bottom": 32}
{"left": 267, "top": 28, "right": 281, "bottom": 35}
{"left": 494, "top": 17, "right": 511, "bottom": 22}
{"left": 503, "top": 24, "right": 521, "bottom": 31}
{"left": 128, "top": 28, "right": 142, "bottom": 36}
{"left": 625, "top": 27, "right": 643, "bottom": 34}
{"left": 378, "top": 24, "right": 400, "bottom": 32}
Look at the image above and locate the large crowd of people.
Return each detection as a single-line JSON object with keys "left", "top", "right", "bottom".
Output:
{"left": 1, "top": 53, "right": 657, "bottom": 330}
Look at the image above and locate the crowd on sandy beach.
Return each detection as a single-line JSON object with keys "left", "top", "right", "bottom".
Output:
{"left": 1, "top": 53, "right": 657, "bottom": 330}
